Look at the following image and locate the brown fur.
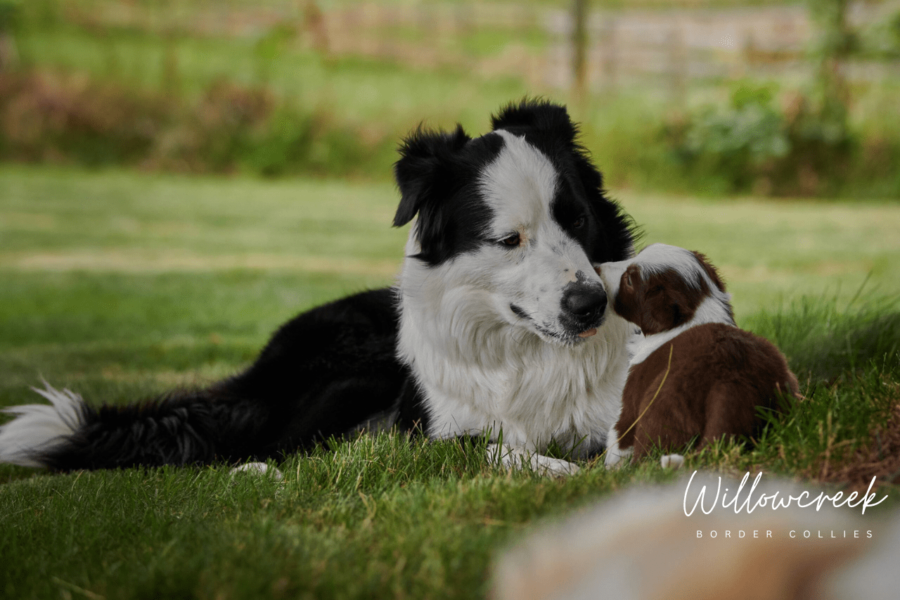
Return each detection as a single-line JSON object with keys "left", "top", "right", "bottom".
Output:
{"left": 616, "top": 323, "right": 799, "bottom": 459}
{"left": 612, "top": 249, "right": 798, "bottom": 460}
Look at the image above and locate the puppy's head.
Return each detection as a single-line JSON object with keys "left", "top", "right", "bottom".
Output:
{"left": 596, "top": 243, "right": 734, "bottom": 335}
{"left": 393, "top": 100, "right": 637, "bottom": 345}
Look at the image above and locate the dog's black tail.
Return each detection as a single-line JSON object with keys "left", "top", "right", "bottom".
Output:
{"left": 0, "top": 383, "right": 270, "bottom": 470}
{"left": 0, "top": 288, "right": 408, "bottom": 471}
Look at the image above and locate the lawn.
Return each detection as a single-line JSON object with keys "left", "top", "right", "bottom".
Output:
{"left": 1, "top": 166, "right": 899, "bottom": 599}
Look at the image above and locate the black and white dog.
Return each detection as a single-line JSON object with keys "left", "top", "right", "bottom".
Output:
{"left": 0, "top": 100, "right": 637, "bottom": 475}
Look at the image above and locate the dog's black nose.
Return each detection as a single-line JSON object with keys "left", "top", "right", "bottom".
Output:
{"left": 562, "top": 285, "right": 607, "bottom": 323}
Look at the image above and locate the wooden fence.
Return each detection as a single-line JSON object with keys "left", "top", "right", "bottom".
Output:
{"left": 60, "top": 0, "right": 900, "bottom": 94}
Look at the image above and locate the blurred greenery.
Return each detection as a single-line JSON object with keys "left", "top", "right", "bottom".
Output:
{"left": 0, "top": 0, "right": 898, "bottom": 197}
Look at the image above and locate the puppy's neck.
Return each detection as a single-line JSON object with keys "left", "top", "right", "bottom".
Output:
{"left": 629, "top": 294, "right": 735, "bottom": 367}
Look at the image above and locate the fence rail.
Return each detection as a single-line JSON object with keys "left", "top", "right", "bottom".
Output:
{"left": 53, "top": 1, "right": 900, "bottom": 93}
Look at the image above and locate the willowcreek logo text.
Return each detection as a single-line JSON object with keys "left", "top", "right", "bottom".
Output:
{"left": 696, "top": 529, "right": 873, "bottom": 539}
{"left": 683, "top": 470, "right": 888, "bottom": 517}
{"left": 684, "top": 471, "right": 887, "bottom": 540}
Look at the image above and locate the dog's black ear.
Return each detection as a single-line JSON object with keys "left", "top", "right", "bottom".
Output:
{"left": 393, "top": 125, "right": 470, "bottom": 227}
{"left": 491, "top": 99, "right": 577, "bottom": 144}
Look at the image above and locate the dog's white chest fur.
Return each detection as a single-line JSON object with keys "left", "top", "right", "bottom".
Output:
{"left": 398, "top": 274, "right": 633, "bottom": 455}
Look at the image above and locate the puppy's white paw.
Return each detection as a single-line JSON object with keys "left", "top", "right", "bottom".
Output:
{"left": 603, "top": 434, "right": 632, "bottom": 469}
{"left": 230, "top": 462, "right": 284, "bottom": 481}
{"left": 660, "top": 454, "right": 684, "bottom": 469}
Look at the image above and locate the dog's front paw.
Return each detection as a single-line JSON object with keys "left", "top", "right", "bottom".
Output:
{"left": 487, "top": 444, "right": 580, "bottom": 477}
{"left": 230, "top": 462, "right": 284, "bottom": 481}
{"left": 532, "top": 454, "right": 581, "bottom": 476}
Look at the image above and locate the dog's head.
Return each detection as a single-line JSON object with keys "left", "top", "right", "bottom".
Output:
{"left": 393, "top": 99, "right": 636, "bottom": 345}
{"left": 596, "top": 243, "right": 735, "bottom": 335}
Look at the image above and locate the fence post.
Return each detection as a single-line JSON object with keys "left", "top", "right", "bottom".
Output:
{"left": 572, "top": 0, "right": 588, "bottom": 102}
{"left": 668, "top": 25, "right": 686, "bottom": 107}
{"left": 599, "top": 18, "right": 617, "bottom": 95}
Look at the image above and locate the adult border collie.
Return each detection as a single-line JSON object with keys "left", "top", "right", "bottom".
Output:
{"left": 0, "top": 100, "right": 637, "bottom": 475}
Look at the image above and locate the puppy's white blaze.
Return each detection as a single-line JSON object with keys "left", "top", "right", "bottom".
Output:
{"left": 596, "top": 260, "right": 626, "bottom": 300}
{"left": 633, "top": 243, "right": 702, "bottom": 285}
{"left": 598, "top": 244, "right": 735, "bottom": 368}
{"left": 0, "top": 381, "right": 84, "bottom": 467}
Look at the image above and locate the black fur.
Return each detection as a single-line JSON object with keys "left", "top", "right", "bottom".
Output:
{"left": 393, "top": 125, "right": 503, "bottom": 266}
{"left": 38, "top": 289, "right": 407, "bottom": 470}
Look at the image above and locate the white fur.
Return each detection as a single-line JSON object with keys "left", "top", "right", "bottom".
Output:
{"left": 659, "top": 454, "right": 684, "bottom": 469}
{"left": 488, "top": 443, "right": 580, "bottom": 476}
{"left": 397, "top": 131, "right": 635, "bottom": 465}
{"left": 0, "top": 381, "right": 84, "bottom": 467}
{"left": 230, "top": 462, "right": 284, "bottom": 481}
{"left": 602, "top": 423, "right": 632, "bottom": 468}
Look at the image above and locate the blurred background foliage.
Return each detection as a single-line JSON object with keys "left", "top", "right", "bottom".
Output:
{"left": 0, "top": 0, "right": 898, "bottom": 197}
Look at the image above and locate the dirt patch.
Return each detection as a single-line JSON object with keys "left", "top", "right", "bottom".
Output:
{"left": 816, "top": 381, "right": 900, "bottom": 493}
{"left": 825, "top": 403, "right": 900, "bottom": 493}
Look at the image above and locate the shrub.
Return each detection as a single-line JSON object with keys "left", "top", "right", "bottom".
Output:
{"left": 665, "top": 81, "right": 854, "bottom": 195}
{"left": 0, "top": 68, "right": 393, "bottom": 178}
{"left": 0, "top": 70, "right": 170, "bottom": 166}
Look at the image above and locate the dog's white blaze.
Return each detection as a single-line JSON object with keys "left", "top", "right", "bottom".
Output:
{"left": 0, "top": 381, "right": 84, "bottom": 467}
{"left": 398, "top": 132, "right": 634, "bottom": 455}
{"left": 480, "top": 130, "right": 558, "bottom": 239}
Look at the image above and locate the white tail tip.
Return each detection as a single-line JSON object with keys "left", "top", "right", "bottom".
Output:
{"left": 0, "top": 381, "right": 85, "bottom": 467}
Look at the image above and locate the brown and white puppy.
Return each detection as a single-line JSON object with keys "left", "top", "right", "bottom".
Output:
{"left": 597, "top": 243, "right": 799, "bottom": 468}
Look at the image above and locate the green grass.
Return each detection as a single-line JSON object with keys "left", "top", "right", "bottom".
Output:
{"left": 1, "top": 166, "right": 899, "bottom": 598}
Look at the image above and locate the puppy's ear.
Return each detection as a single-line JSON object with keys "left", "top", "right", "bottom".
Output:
{"left": 392, "top": 125, "right": 470, "bottom": 228}
{"left": 491, "top": 99, "right": 577, "bottom": 144}
{"left": 691, "top": 251, "right": 728, "bottom": 293}
{"left": 640, "top": 288, "right": 684, "bottom": 335}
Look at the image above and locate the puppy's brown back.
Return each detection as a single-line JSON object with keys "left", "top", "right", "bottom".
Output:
{"left": 615, "top": 323, "right": 799, "bottom": 460}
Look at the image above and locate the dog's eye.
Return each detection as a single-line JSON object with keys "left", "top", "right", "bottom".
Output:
{"left": 623, "top": 272, "right": 632, "bottom": 287}
{"left": 500, "top": 233, "right": 521, "bottom": 248}
{"left": 572, "top": 215, "right": 586, "bottom": 229}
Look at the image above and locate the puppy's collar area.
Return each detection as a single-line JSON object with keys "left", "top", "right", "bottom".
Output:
{"left": 629, "top": 295, "right": 736, "bottom": 366}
